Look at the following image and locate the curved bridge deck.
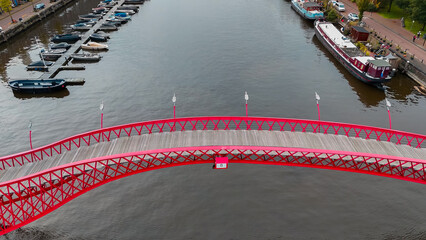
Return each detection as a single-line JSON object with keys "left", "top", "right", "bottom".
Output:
{"left": 0, "top": 130, "right": 425, "bottom": 183}
{"left": 0, "top": 116, "right": 425, "bottom": 235}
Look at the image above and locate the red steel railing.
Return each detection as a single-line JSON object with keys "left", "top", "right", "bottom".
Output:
{"left": 1, "top": 145, "right": 426, "bottom": 235}
{"left": 0, "top": 116, "right": 425, "bottom": 171}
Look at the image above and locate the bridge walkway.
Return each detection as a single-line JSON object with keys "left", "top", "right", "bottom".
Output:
{"left": 1, "top": 130, "right": 425, "bottom": 183}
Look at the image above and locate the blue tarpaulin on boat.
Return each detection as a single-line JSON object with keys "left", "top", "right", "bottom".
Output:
{"left": 115, "top": 13, "right": 127, "bottom": 17}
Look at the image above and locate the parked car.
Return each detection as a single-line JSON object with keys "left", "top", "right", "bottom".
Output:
{"left": 34, "top": 3, "right": 45, "bottom": 11}
{"left": 335, "top": 2, "right": 345, "bottom": 11}
{"left": 348, "top": 13, "right": 359, "bottom": 21}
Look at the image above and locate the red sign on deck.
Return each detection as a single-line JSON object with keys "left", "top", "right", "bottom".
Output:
{"left": 214, "top": 157, "right": 228, "bottom": 169}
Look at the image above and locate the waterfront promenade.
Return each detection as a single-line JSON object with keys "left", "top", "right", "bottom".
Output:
{"left": 0, "top": 0, "right": 53, "bottom": 31}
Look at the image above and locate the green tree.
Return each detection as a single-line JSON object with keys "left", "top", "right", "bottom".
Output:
{"left": 326, "top": 9, "right": 339, "bottom": 22}
{"left": 356, "top": 0, "right": 380, "bottom": 21}
{"left": 0, "top": 0, "right": 13, "bottom": 23}
{"left": 356, "top": 0, "right": 371, "bottom": 21}
{"left": 387, "top": 0, "right": 393, "bottom": 12}
{"left": 410, "top": 0, "right": 426, "bottom": 30}
{"left": 394, "top": 0, "right": 410, "bottom": 12}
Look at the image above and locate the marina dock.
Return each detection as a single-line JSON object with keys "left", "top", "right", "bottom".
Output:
{"left": 40, "top": 0, "right": 128, "bottom": 79}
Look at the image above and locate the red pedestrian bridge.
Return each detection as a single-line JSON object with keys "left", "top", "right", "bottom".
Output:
{"left": 0, "top": 116, "right": 425, "bottom": 235}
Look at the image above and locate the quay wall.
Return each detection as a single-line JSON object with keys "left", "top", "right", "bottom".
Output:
{"left": 0, "top": 0, "right": 77, "bottom": 45}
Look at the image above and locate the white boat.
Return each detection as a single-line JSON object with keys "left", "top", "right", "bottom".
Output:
{"left": 114, "top": 9, "right": 136, "bottom": 15}
{"left": 70, "top": 53, "right": 102, "bottom": 61}
{"left": 81, "top": 42, "right": 108, "bottom": 50}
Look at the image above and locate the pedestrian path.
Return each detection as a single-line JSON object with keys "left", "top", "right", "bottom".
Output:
{"left": 338, "top": 0, "right": 426, "bottom": 64}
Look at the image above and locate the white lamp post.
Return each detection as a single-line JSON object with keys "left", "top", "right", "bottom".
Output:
{"left": 28, "top": 121, "right": 33, "bottom": 150}
{"left": 172, "top": 93, "right": 176, "bottom": 119}
{"left": 315, "top": 92, "right": 321, "bottom": 121}
{"left": 100, "top": 101, "right": 104, "bottom": 129}
{"left": 244, "top": 91, "right": 249, "bottom": 117}
{"left": 385, "top": 98, "right": 392, "bottom": 129}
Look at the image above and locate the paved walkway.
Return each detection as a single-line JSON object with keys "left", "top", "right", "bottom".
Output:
{"left": 338, "top": 0, "right": 426, "bottom": 69}
{"left": 0, "top": 0, "right": 54, "bottom": 32}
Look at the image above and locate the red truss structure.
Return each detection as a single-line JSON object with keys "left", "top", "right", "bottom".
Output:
{"left": 0, "top": 117, "right": 425, "bottom": 235}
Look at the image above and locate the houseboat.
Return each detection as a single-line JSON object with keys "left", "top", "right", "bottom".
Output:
{"left": 314, "top": 20, "right": 394, "bottom": 85}
{"left": 291, "top": 0, "right": 324, "bottom": 20}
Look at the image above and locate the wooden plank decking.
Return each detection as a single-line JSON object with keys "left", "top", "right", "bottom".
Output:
{"left": 0, "top": 130, "right": 425, "bottom": 183}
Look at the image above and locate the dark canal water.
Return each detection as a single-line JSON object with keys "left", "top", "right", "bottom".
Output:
{"left": 1, "top": 0, "right": 426, "bottom": 239}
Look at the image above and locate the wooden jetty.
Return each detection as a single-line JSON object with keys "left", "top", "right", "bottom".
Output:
{"left": 40, "top": 0, "right": 127, "bottom": 79}
{"left": 64, "top": 78, "right": 85, "bottom": 85}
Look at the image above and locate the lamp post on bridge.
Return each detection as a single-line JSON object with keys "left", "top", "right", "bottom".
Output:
{"left": 100, "top": 101, "right": 104, "bottom": 129}
{"left": 315, "top": 92, "right": 321, "bottom": 133}
{"left": 172, "top": 93, "right": 176, "bottom": 119}
{"left": 385, "top": 98, "right": 392, "bottom": 129}
{"left": 28, "top": 121, "right": 33, "bottom": 150}
{"left": 315, "top": 92, "right": 321, "bottom": 121}
{"left": 244, "top": 91, "right": 249, "bottom": 117}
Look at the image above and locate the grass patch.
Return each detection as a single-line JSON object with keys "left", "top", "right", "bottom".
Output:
{"left": 405, "top": 21, "right": 425, "bottom": 35}
{"left": 378, "top": 5, "right": 406, "bottom": 19}
{"left": 378, "top": 5, "right": 424, "bottom": 35}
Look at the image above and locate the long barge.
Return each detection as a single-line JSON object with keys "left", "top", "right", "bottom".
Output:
{"left": 314, "top": 20, "right": 394, "bottom": 85}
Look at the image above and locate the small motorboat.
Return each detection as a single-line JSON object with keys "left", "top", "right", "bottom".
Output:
{"left": 114, "top": 12, "right": 131, "bottom": 20}
{"left": 75, "top": 19, "right": 97, "bottom": 25}
{"left": 50, "top": 42, "right": 72, "bottom": 49}
{"left": 70, "top": 53, "right": 102, "bottom": 61}
{"left": 123, "top": 0, "right": 144, "bottom": 4}
{"left": 98, "top": 23, "right": 118, "bottom": 31}
{"left": 117, "top": 5, "right": 139, "bottom": 12}
{"left": 44, "top": 48, "right": 68, "bottom": 54}
{"left": 97, "top": 2, "right": 116, "bottom": 8}
{"left": 95, "top": 31, "right": 110, "bottom": 38}
{"left": 8, "top": 79, "right": 66, "bottom": 93}
{"left": 106, "top": 16, "right": 128, "bottom": 24}
{"left": 51, "top": 33, "right": 81, "bottom": 43}
{"left": 71, "top": 23, "right": 92, "bottom": 31}
{"left": 81, "top": 42, "right": 108, "bottom": 50}
{"left": 89, "top": 33, "right": 109, "bottom": 42}
{"left": 105, "top": 20, "right": 121, "bottom": 27}
{"left": 79, "top": 14, "right": 102, "bottom": 20}
{"left": 40, "top": 48, "right": 67, "bottom": 61}
{"left": 40, "top": 52, "right": 61, "bottom": 61}
{"left": 26, "top": 60, "right": 54, "bottom": 71}
{"left": 92, "top": 7, "right": 106, "bottom": 14}
{"left": 114, "top": 9, "right": 136, "bottom": 15}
